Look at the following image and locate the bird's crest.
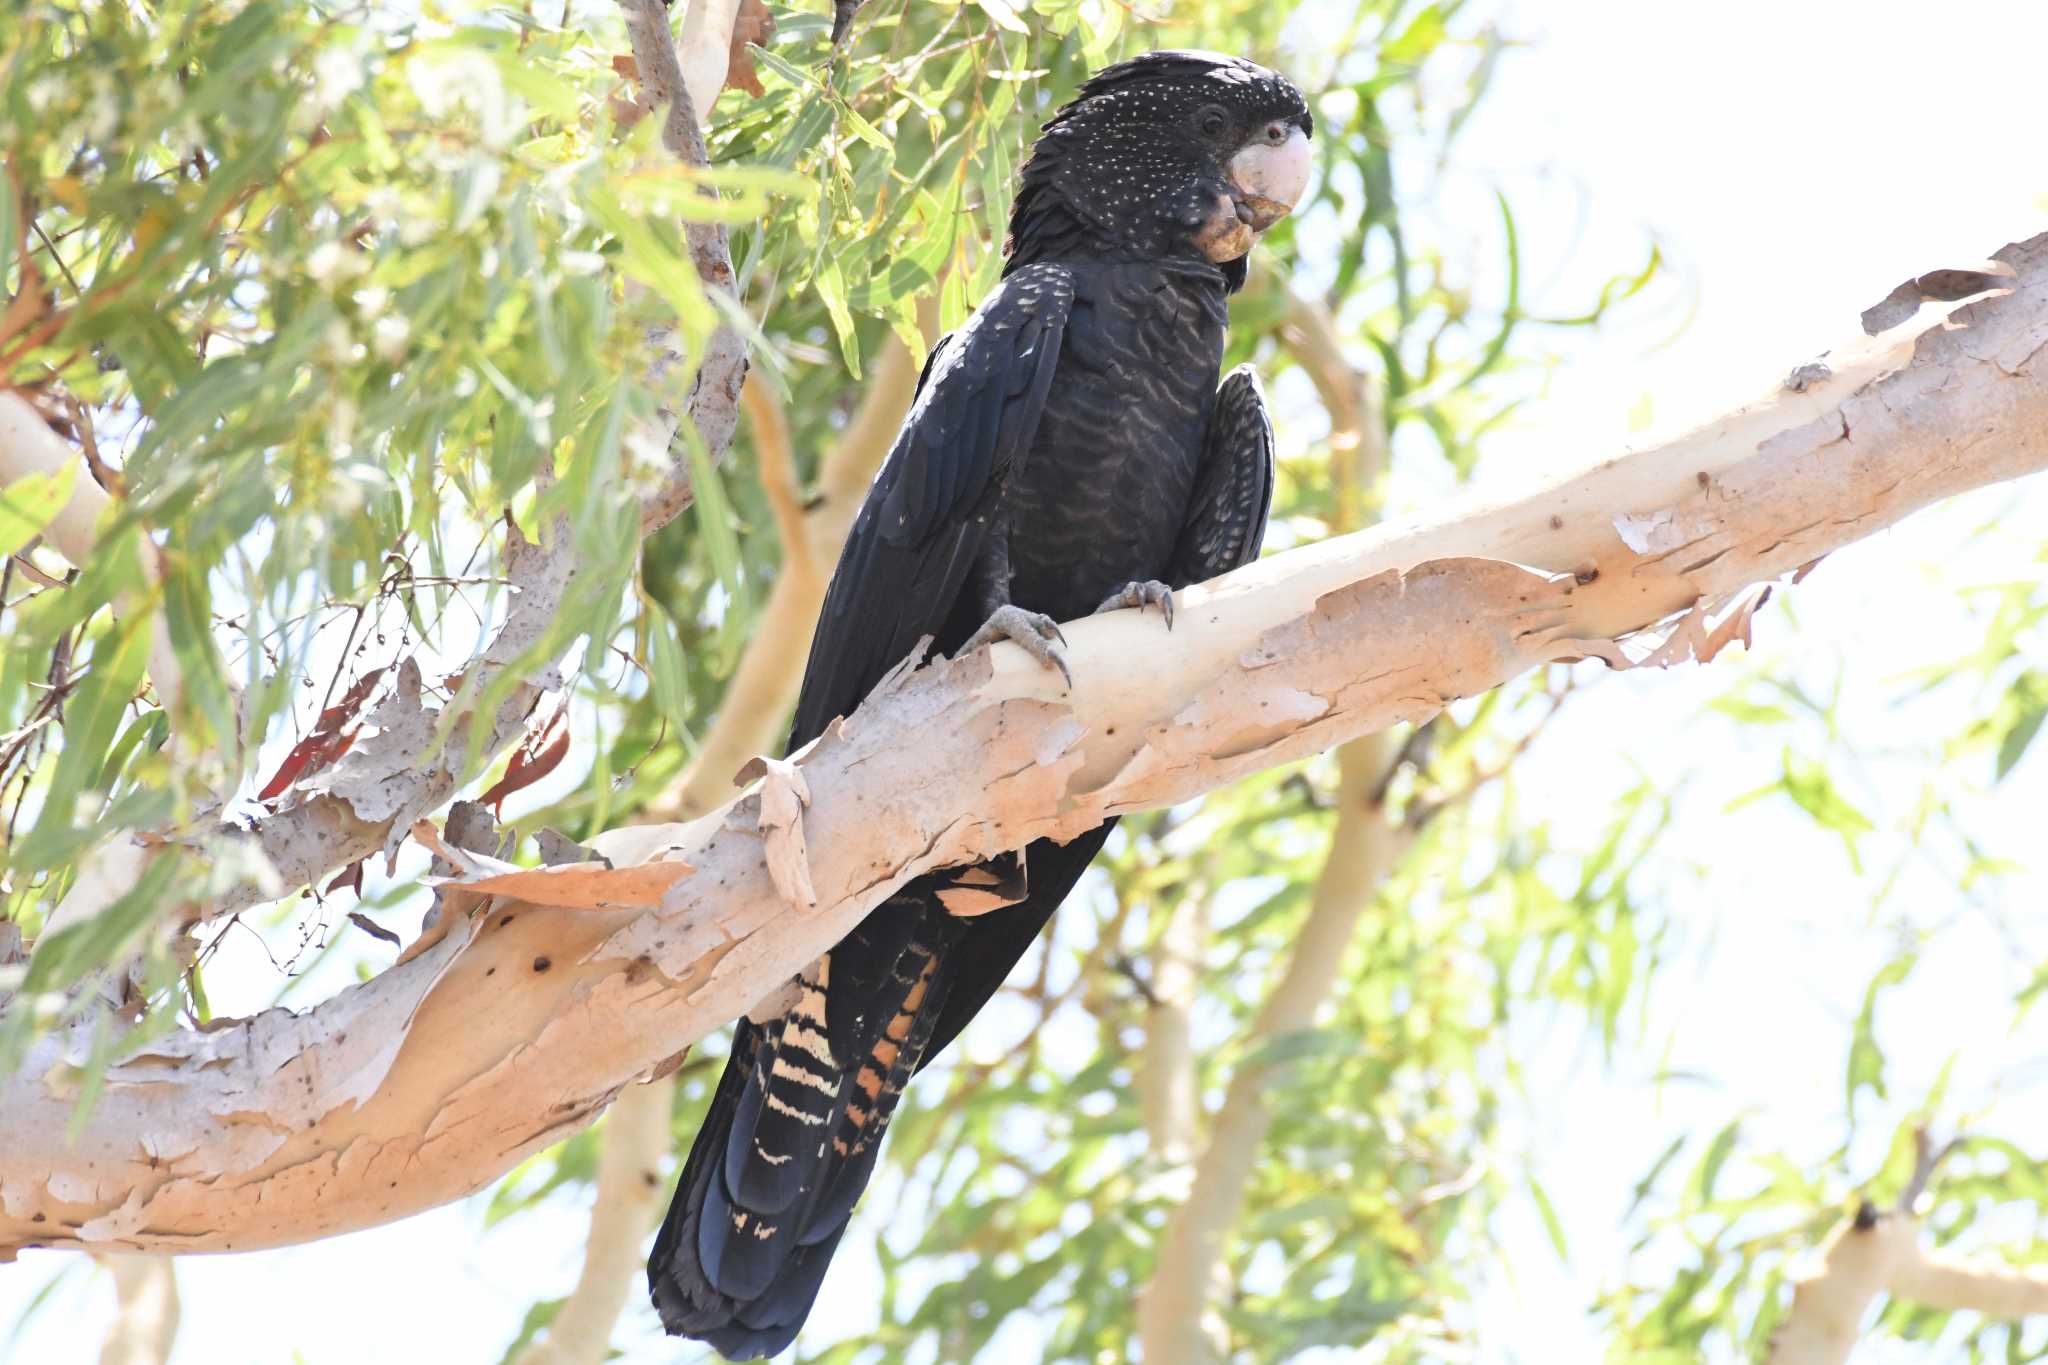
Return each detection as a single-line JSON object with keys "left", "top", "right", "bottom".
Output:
{"left": 1003, "top": 50, "right": 1311, "bottom": 288}
{"left": 1053, "top": 49, "right": 1312, "bottom": 137}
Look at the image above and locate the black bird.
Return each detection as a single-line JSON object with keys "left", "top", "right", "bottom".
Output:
{"left": 649, "top": 50, "right": 1312, "bottom": 1359}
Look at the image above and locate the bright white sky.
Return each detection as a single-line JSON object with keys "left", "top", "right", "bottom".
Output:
{"left": 7, "top": 2, "right": 2048, "bottom": 1362}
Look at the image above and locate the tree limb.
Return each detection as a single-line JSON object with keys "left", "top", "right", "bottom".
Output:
{"left": 743, "top": 379, "right": 813, "bottom": 588}
{"left": 1276, "top": 277, "right": 1381, "bottom": 527}
{"left": 148, "top": 528, "right": 572, "bottom": 929}
{"left": 643, "top": 308, "right": 927, "bottom": 821}
{"left": 1767, "top": 1206, "right": 2048, "bottom": 1364}
{"left": 1138, "top": 736, "right": 1405, "bottom": 1362}
{"left": 509, "top": 1077, "right": 674, "bottom": 1365}
{"left": 1768, "top": 1131, "right": 2048, "bottom": 1362}
{"left": 1136, "top": 887, "right": 1207, "bottom": 1170}
{"left": 3, "top": 232, "right": 2044, "bottom": 1259}
{"left": 96, "top": 1254, "right": 179, "bottom": 1365}
{"left": 619, "top": 0, "right": 748, "bottom": 536}
{"left": 55, "top": 0, "right": 758, "bottom": 938}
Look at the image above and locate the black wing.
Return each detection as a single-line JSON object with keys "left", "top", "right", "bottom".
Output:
{"left": 648, "top": 267, "right": 1073, "bottom": 1358}
{"left": 1166, "top": 363, "right": 1275, "bottom": 586}
{"left": 918, "top": 365, "right": 1275, "bottom": 1064}
{"left": 785, "top": 263, "right": 1075, "bottom": 751}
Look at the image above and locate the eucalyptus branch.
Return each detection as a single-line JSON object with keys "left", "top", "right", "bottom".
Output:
{"left": 642, "top": 305, "right": 928, "bottom": 822}
{"left": 2, "top": 232, "right": 2042, "bottom": 1262}
{"left": 32, "top": 0, "right": 766, "bottom": 943}
{"left": 96, "top": 1254, "right": 179, "bottom": 1365}
{"left": 510, "top": 1078, "right": 676, "bottom": 1365}
{"left": 1768, "top": 1132, "right": 2048, "bottom": 1365}
{"left": 742, "top": 378, "right": 813, "bottom": 587}
{"left": 618, "top": 0, "right": 748, "bottom": 536}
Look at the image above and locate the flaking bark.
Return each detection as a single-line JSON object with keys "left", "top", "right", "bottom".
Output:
{"left": 3, "top": 233, "right": 2045, "bottom": 1258}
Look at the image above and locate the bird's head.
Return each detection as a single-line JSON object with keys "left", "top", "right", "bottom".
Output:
{"left": 1005, "top": 50, "right": 1313, "bottom": 290}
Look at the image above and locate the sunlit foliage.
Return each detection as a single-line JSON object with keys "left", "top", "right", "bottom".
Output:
{"left": 4, "top": 0, "right": 2046, "bottom": 1362}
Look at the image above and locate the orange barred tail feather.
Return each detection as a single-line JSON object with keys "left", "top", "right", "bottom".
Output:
{"left": 649, "top": 825, "right": 1115, "bottom": 1359}
{"left": 648, "top": 903, "right": 950, "bottom": 1360}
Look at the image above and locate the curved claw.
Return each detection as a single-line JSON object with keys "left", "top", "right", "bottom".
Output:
{"left": 1095, "top": 580, "right": 1175, "bottom": 630}
{"left": 956, "top": 604, "right": 1073, "bottom": 689}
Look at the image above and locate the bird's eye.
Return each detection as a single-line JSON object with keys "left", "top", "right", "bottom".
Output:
{"left": 1197, "top": 107, "right": 1227, "bottom": 136}
{"left": 1265, "top": 121, "right": 1288, "bottom": 143}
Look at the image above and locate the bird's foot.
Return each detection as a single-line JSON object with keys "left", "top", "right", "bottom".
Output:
{"left": 957, "top": 605, "right": 1072, "bottom": 688}
{"left": 1095, "top": 580, "right": 1175, "bottom": 630}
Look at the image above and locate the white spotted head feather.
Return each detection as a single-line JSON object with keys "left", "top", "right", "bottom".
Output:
{"left": 1002, "top": 50, "right": 1313, "bottom": 290}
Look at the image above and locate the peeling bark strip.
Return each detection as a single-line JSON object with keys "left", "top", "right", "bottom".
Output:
{"left": 4, "top": 234, "right": 2046, "bottom": 1257}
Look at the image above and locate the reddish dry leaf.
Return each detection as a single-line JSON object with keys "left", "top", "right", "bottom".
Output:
{"left": 324, "top": 859, "right": 366, "bottom": 899}
{"left": 610, "top": 95, "right": 649, "bottom": 130}
{"left": 347, "top": 911, "right": 401, "bottom": 947}
{"left": 479, "top": 704, "right": 570, "bottom": 815}
{"left": 257, "top": 666, "right": 388, "bottom": 802}
{"left": 609, "top": 54, "right": 651, "bottom": 134}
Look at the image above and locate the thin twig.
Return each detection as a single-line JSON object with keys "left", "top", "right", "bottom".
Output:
{"left": 1898, "top": 1125, "right": 1962, "bottom": 1214}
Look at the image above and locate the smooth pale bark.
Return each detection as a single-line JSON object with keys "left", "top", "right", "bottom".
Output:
{"left": 1138, "top": 278, "right": 1401, "bottom": 1363}
{"left": 1136, "top": 891, "right": 1208, "bottom": 1170}
{"left": 0, "top": 392, "right": 182, "bottom": 720}
{"left": 509, "top": 1077, "right": 675, "bottom": 1365}
{"left": 1137, "top": 735, "right": 1405, "bottom": 1364}
{"left": 96, "top": 1255, "right": 179, "bottom": 1365}
{"left": 1767, "top": 1209, "right": 2048, "bottom": 1365}
{"left": 3, "top": 234, "right": 2045, "bottom": 1259}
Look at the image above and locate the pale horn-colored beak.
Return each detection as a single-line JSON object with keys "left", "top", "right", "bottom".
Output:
{"left": 1226, "top": 123, "right": 1312, "bottom": 233}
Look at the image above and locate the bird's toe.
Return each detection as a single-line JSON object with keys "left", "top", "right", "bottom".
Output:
{"left": 1096, "top": 580, "right": 1175, "bottom": 630}
{"left": 957, "top": 605, "right": 1075, "bottom": 688}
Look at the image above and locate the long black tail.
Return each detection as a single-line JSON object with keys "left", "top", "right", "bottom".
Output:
{"left": 648, "top": 827, "right": 1114, "bottom": 1359}
{"left": 647, "top": 904, "right": 949, "bottom": 1359}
